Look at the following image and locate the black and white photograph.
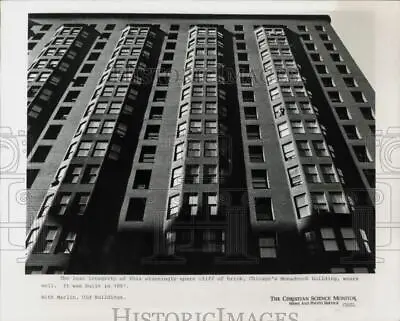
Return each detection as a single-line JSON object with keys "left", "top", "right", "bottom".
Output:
{"left": 25, "top": 13, "right": 376, "bottom": 275}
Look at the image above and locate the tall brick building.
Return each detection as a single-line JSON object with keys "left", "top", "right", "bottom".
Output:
{"left": 26, "top": 14, "right": 375, "bottom": 274}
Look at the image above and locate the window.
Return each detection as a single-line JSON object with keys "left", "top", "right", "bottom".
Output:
{"left": 92, "top": 102, "right": 106, "bottom": 114}
{"left": 337, "top": 64, "right": 350, "bottom": 74}
{"left": 310, "top": 53, "right": 322, "bottom": 62}
{"left": 205, "top": 102, "right": 217, "bottom": 114}
{"left": 150, "top": 106, "right": 163, "bottom": 120}
{"left": 27, "top": 104, "right": 42, "bottom": 119}
{"left": 56, "top": 193, "right": 71, "bottom": 216}
{"left": 315, "top": 65, "right": 328, "bottom": 74}
{"left": 170, "top": 24, "right": 179, "bottom": 31}
{"left": 28, "top": 72, "right": 39, "bottom": 82}
{"left": 192, "top": 86, "right": 204, "bottom": 97}
{"left": 321, "top": 227, "right": 339, "bottom": 251}
{"left": 203, "top": 165, "right": 218, "bottom": 184}
{"left": 189, "top": 120, "right": 202, "bottom": 134}
{"left": 352, "top": 145, "right": 371, "bottom": 162}
{"left": 28, "top": 86, "right": 40, "bottom": 97}
{"left": 343, "top": 125, "right": 361, "bottom": 139}
{"left": 240, "top": 76, "right": 252, "bottom": 87}
{"left": 239, "top": 64, "right": 250, "bottom": 73}
{"left": 206, "top": 71, "right": 217, "bottom": 83}
{"left": 288, "top": 166, "right": 302, "bottom": 187}
{"left": 281, "top": 86, "right": 293, "bottom": 97}
{"left": 53, "top": 106, "right": 71, "bottom": 120}
{"left": 297, "top": 25, "right": 307, "bottom": 32}
{"left": 360, "top": 107, "right": 374, "bottom": 120}
{"left": 315, "top": 25, "right": 325, "bottom": 31}
{"left": 171, "top": 167, "right": 183, "bottom": 187}
{"left": 311, "top": 192, "right": 328, "bottom": 211}
{"left": 305, "top": 43, "right": 317, "bottom": 51}
{"left": 343, "top": 77, "right": 357, "bottom": 87}
{"left": 313, "top": 140, "right": 329, "bottom": 157}
{"left": 327, "top": 91, "right": 342, "bottom": 103}
{"left": 320, "top": 165, "right": 338, "bottom": 183}
{"left": 207, "top": 59, "right": 217, "bottom": 68}
{"left": 139, "top": 146, "right": 156, "bottom": 163}
{"left": 75, "top": 194, "right": 89, "bottom": 215}
{"left": 63, "top": 165, "right": 82, "bottom": 184}
{"left": 294, "top": 193, "right": 310, "bottom": 218}
{"left": 204, "top": 121, "right": 217, "bottom": 134}
{"left": 204, "top": 193, "right": 218, "bottom": 216}
{"left": 168, "top": 33, "right": 178, "bottom": 40}
{"left": 234, "top": 25, "right": 244, "bottom": 31}
{"left": 319, "top": 33, "right": 330, "bottom": 41}
{"left": 204, "top": 141, "right": 217, "bottom": 157}
{"left": 330, "top": 53, "right": 343, "bottom": 62}
{"left": 105, "top": 24, "right": 115, "bottom": 30}
{"left": 174, "top": 142, "right": 184, "bottom": 161}
{"left": 351, "top": 91, "right": 367, "bottom": 103}
{"left": 42, "top": 227, "right": 58, "bottom": 253}
{"left": 144, "top": 125, "right": 160, "bottom": 140}
{"left": 244, "top": 107, "right": 257, "bottom": 120}
{"left": 300, "top": 34, "right": 312, "bottom": 41}
{"left": 305, "top": 120, "right": 320, "bottom": 134}
{"left": 248, "top": 146, "right": 264, "bottom": 163}
{"left": 282, "top": 142, "right": 295, "bottom": 160}
{"left": 303, "top": 165, "right": 320, "bottom": 183}
{"left": 321, "top": 77, "right": 334, "bottom": 87}
{"left": 39, "top": 87, "right": 53, "bottom": 102}
{"left": 235, "top": 33, "right": 245, "bottom": 40}
{"left": 251, "top": 170, "right": 268, "bottom": 189}
{"left": 81, "top": 64, "right": 94, "bottom": 73}
{"left": 31, "top": 146, "right": 51, "bottom": 162}
{"left": 339, "top": 228, "right": 359, "bottom": 251}
{"left": 73, "top": 77, "right": 87, "bottom": 87}
{"left": 238, "top": 53, "right": 248, "bottom": 61}
{"left": 195, "top": 59, "right": 205, "bottom": 68}
{"left": 94, "top": 42, "right": 106, "bottom": 49}
{"left": 177, "top": 122, "right": 187, "bottom": 138}
{"left": 82, "top": 165, "right": 99, "bottom": 184}
{"left": 187, "top": 141, "right": 201, "bottom": 157}
{"left": 360, "top": 229, "right": 372, "bottom": 253}
{"left": 84, "top": 120, "right": 99, "bottom": 134}
{"left": 183, "top": 193, "right": 198, "bottom": 216}
{"left": 126, "top": 198, "right": 146, "bottom": 221}
{"left": 153, "top": 91, "right": 167, "bottom": 102}
{"left": 259, "top": 236, "right": 277, "bottom": 258}
{"left": 101, "top": 120, "right": 116, "bottom": 134}
{"left": 115, "top": 86, "right": 128, "bottom": 97}
{"left": 190, "top": 102, "right": 202, "bottom": 114}
{"left": 185, "top": 165, "right": 200, "bottom": 184}
{"left": 246, "top": 125, "right": 260, "bottom": 140}
{"left": 278, "top": 122, "right": 290, "bottom": 138}
{"left": 41, "top": 24, "right": 52, "bottom": 31}
{"left": 93, "top": 141, "right": 108, "bottom": 157}
{"left": 206, "top": 86, "right": 217, "bottom": 97}
{"left": 255, "top": 198, "right": 273, "bottom": 220}
{"left": 64, "top": 91, "right": 80, "bottom": 103}
{"left": 163, "top": 52, "right": 174, "bottom": 61}
{"left": 291, "top": 120, "right": 305, "bottom": 134}
{"left": 43, "top": 125, "right": 62, "bottom": 139}
{"left": 335, "top": 107, "right": 351, "bottom": 120}
{"left": 158, "top": 76, "right": 169, "bottom": 87}
{"left": 330, "top": 192, "right": 349, "bottom": 213}
{"left": 38, "top": 72, "right": 51, "bottom": 82}
{"left": 299, "top": 102, "right": 313, "bottom": 114}
{"left": 324, "top": 43, "right": 336, "bottom": 51}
